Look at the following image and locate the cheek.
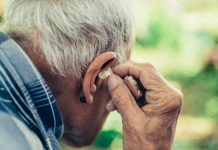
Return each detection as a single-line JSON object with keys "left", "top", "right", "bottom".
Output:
{"left": 56, "top": 83, "right": 111, "bottom": 146}
{"left": 63, "top": 94, "right": 109, "bottom": 132}
{"left": 95, "top": 82, "right": 111, "bottom": 102}
{"left": 58, "top": 86, "right": 110, "bottom": 130}
{"left": 61, "top": 97, "right": 110, "bottom": 147}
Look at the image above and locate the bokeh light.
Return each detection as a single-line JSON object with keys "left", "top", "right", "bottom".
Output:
{"left": 1, "top": 0, "right": 218, "bottom": 149}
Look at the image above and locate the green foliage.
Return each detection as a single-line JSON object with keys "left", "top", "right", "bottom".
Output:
{"left": 136, "top": 5, "right": 181, "bottom": 50}
{"left": 93, "top": 130, "right": 122, "bottom": 148}
{"left": 174, "top": 138, "right": 218, "bottom": 150}
{"left": 199, "top": 137, "right": 218, "bottom": 150}
{"left": 167, "top": 65, "right": 218, "bottom": 122}
{"left": 173, "top": 140, "right": 199, "bottom": 150}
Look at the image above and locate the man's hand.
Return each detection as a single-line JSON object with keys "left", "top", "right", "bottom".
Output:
{"left": 106, "top": 62, "right": 183, "bottom": 150}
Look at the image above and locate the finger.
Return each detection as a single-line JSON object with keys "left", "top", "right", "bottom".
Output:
{"left": 113, "top": 63, "right": 160, "bottom": 91}
{"left": 105, "top": 99, "right": 116, "bottom": 112}
{"left": 124, "top": 76, "right": 142, "bottom": 100}
{"left": 142, "top": 97, "right": 182, "bottom": 117}
{"left": 113, "top": 63, "right": 142, "bottom": 78}
{"left": 107, "top": 74, "right": 140, "bottom": 118}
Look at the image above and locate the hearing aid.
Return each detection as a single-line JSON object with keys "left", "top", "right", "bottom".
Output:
{"left": 80, "top": 68, "right": 112, "bottom": 104}
{"left": 98, "top": 68, "right": 112, "bottom": 80}
{"left": 98, "top": 68, "right": 143, "bottom": 101}
{"left": 82, "top": 52, "right": 117, "bottom": 104}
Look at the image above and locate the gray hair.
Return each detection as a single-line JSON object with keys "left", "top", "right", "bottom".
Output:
{"left": 3, "top": 0, "right": 134, "bottom": 78}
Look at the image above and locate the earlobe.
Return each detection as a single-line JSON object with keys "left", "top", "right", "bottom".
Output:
{"left": 83, "top": 52, "right": 117, "bottom": 104}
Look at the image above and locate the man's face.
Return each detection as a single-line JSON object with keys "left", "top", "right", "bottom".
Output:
{"left": 19, "top": 32, "right": 134, "bottom": 148}
{"left": 25, "top": 49, "right": 112, "bottom": 147}
{"left": 44, "top": 73, "right": 111, "bottom": 147}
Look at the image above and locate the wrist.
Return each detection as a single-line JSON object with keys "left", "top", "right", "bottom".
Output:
{"left": 123, "top": 132, "right": 172, "bottom": 150}
{"left": 144, "top": 134, "right": 172, "bottom": 150}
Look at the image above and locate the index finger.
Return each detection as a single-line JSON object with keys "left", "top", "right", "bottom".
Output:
{"left": 113, "top": 63, "right": 156, "bottom": 90}
{"left": 107, "top": 74, "right": 141, "bottom": 118}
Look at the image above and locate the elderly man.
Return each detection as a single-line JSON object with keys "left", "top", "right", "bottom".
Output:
{"left": 0, "top": 0, "right": 182, "bottom": 150}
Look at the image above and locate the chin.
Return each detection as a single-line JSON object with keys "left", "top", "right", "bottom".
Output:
{"left": 62, "top": 132, "right": 98, "bottom": 147}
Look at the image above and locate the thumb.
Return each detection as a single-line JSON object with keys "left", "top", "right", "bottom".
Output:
{"left": 108, "top": 74, "right": 139, "bottom": 118}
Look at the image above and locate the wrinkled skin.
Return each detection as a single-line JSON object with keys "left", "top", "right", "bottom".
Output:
{"left": 107, "top": 62, "right": 183, "bottom": 150}
{"left": 19, "top": 39, "right": 182, "bottom": 149}
{"left": 42, "top": 72, "right": 111, "bottom": 147}
{"left": 19, "top": 40, "right": 112, "bottom": 147}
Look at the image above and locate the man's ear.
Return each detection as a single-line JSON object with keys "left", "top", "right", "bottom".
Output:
{"left": 83, "top": 52, "right": 117, "bottom": 104}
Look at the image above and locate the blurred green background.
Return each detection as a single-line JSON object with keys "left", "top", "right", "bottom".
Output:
{"left": 1, "top": 0, "right": 218, "bottom": 149}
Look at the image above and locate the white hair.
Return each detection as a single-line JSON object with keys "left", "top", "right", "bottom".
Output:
{"left": 3, "top": 0, "right": 134, "bottom": 78}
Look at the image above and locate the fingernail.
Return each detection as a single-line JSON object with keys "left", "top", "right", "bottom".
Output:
{"left": 138, "top": 91, "right": 142, "bottom": 97}
{"left": 108, "top": 75, "right": 118, "bottom": 91}
{"left": 125, "top": 76, "right": 137, "bottom": 85}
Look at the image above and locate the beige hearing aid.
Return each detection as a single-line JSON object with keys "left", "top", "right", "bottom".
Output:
{"left": 98, "top": 68, "right": 112, "bottom": 80}
{"left": 98, "top": 68, "right": 142, "bottom": 100}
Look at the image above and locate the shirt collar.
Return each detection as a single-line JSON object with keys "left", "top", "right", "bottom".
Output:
{"left": 0, "top": 32, "right": 63, "bottom": 149}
